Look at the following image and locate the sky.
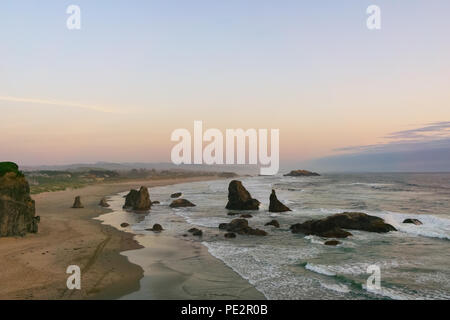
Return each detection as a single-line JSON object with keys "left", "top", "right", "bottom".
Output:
{"left": 1, "top": 1, "right": 450, "bottom": 171}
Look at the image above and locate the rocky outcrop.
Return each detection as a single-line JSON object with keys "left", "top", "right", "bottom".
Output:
{"left": 269, "top": 190, "right": 291, "bottom": 212}
{"left": 225, "top": 180, "right": 260, "bottom": 210}
{"left": 0, "top": 162, "right": 39, "bottom": 237}
{"left": 284, "top": 170, "right": 320, "bottom": 177}
{"left": 169, "top": 199, "right": 196, "bottom": 208}
{"left": 99, "top": 197, "right": 110, "bottom": 207}
{"left": 123, "top": 187, "right": 151, "bottom": 211}
{"left": 72, "top": 196, "right": 84, "bottom": 208}
{"left": 290, "top": 212, "right": 396, "bottom": 238}
{"left": 403, "top": 218, "right": 422, "bottom": 225}
{"left": 219, "top": 219, "right": 267, "bottom": 236}
{"left": 170, "top": 192, "right": 182, "bottom": 198}
{"left": 265, "top": 220, "right": 280, "bottom": 228}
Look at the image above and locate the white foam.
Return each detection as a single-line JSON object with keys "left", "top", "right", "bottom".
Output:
{"left": 370, "top": 211, "right": 450, "bottom": 241}
{"left": 320, "top": 282, "right": 350, "bottom": 293}
{"left": 304, "top": 263, "right": 336, "bottom": 276}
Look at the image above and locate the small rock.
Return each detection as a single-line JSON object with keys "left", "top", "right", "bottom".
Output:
{"left": 219, "top": 219, "right": 267, "bottom": 236}
{"left": 224, "top": 232, "right": 236, "bottom": 239}
{"left": 324, "top": 240, "right": 341, "bottom": 246}
{"left": 146, "top": 224, "right": 163, "bottom": 232}
{"left": 192, "top": 229, "right": 203, "bottom": 237}
{"left": 265, "top": 220, "right": 280, "bottom": 228}
{"left": 241, "top": 214, "right": 253, "bottom": 218}
{"left": 152, "top": 201, "right": 160, "bottom": 205}
{"left": 403, "top": 218, "right": 422, "bottom": 225}
{"left": 120, "top": 223, "right": 130, "bottom": 227}
{"left": 99, "top": 197, "right": 110, "bottom": 207}
{"left": 171, "top": 192, "right": 182, "bottom": 198}
{"left": 170, "top": 199, "right": 196, "bottom": 208}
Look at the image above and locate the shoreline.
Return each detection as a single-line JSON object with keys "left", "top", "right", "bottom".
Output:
{"left": 94, "top": 180, "right": 266, "bottom": 300}
{"left": 0, "top": 176, "right": 227, "bottom": 300}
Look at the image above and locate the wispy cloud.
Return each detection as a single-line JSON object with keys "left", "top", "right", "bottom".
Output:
{"left": 0, "top": 95, "right": 125, "bottom": 114}
{"left": 385, "top": 121, "right": 450, "bottom": 140}
{"left": 335, "top": 121, "right": 450, "bottom": 154}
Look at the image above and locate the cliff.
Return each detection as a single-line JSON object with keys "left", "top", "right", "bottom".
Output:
{"left": 0, "top": 162, "right": 39, "bottom": 237}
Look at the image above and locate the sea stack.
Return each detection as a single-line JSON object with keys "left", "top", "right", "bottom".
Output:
{"left": 123, "top": 186, "right": 151, "bottom": 211}
{"left": 72, "top": 196, "right": 84, "bottom": 208}
{"left": 0, "top": 162, "right": 39, "bottom": 237}
{"left": 225, "top": 180, "right": 260, "bottom": 210}
{"left": 269, "top": 190, "right": 291, "bottom": 212}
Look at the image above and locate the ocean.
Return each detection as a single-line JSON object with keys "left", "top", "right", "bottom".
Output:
{"left": 97, "top": 173, "right": 450, "bottom": 300}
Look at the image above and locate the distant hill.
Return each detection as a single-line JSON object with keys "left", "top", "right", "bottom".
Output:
{"left": 22, "top": 162, "right": 259, "bottom": 175}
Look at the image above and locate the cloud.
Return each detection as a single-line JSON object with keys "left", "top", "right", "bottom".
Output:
{"left": 0, "top": 95, "right": 125, "bottom": 114}
{"left": 334, "top": 122, "right": 450, "bottom": 154}
{"left": 385, "top": 121, "right": 450, "bottom": 140}
{"left": 310, "top": 121, "right": 450, "bottom": 172}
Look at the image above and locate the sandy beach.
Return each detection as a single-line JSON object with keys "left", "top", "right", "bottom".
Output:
{"left": 0, "top": 176, "right": 263, "bottom": 300}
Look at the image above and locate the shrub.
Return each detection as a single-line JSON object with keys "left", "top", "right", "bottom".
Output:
{"left": 0, "top": 162, "right": 24, "bottom": 177}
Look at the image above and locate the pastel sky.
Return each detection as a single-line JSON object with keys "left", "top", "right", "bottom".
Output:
{"left": 1, "top": 1, "right": 450, "bottom": 170}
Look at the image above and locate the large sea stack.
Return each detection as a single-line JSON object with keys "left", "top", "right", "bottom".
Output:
{"left": 0, "top": 162, "right": 39, "bottom": 237}
{"left": 225, "top": 180, "right": 260, "bottom": 210}
{"left": 269, "top": 189, "right": 291, "bottom": 212}
{"left": 123, "top": 186, "right": 151, "bottom": 211}
{"left": 290, "top": 212, "right": 396, "bottom": 238}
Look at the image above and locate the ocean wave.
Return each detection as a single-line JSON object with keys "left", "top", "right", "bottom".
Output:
{"left": 319, "top": 261, "right": 403, "bottom": 276}
{"left": 203, "top": 241, "right": 336, "bottom": 300}
{"left": 362, "top": 284, "right": 423, "bottom": 300}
